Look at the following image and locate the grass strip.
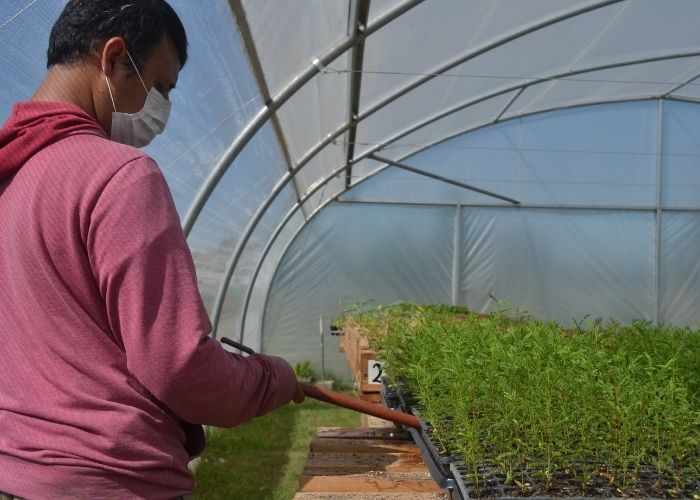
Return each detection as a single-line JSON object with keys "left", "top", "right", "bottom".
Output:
{"left": 194, "top": 399, "right": 360, "bottom": 499}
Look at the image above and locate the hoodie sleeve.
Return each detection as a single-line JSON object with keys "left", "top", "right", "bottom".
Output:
{"left": 86, "top": 155, "right": 298, "bottom": 427}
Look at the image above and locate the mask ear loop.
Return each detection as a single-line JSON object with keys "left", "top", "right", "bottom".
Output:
{"left": 103, "top": 73, "right": 118, "bottom": 112}
{"left": 126, "top": 50, "right": 149, "bottom": 94}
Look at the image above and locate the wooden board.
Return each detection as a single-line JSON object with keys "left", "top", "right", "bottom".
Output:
{"left": 310, "top": 437, "right": 420, "bottom": 454}
{"left": 294, "top": 493, "right": 448, "bottom": 499}
{"left": 315, "top": 427, "right": 409, "bottom": 440}
{"left": 299, "top": 475, "right": 442, "bottom": 493}
{"left": 297, "top": 427, "right": 447, "bottom": 499}
{"left": 304, "top": 452, "right": 427, "bottom": 474}
{"left": 361, "top": 414, "right": 396, "bottom": 429}
{"left": 359, "top": 392, "right": 382, "bottom": 404}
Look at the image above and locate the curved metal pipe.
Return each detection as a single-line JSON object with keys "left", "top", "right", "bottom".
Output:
{"left": 182, "top": 0, "right": 426, "bottom": 237}
{"left": 218, "top": 50, "right": 700, "bottom": 335}
{"left": 254, "top": 97, "right": 677, "bottom": 343}
{"left": 184, "top": 0, "right": 623, "bottom": 238}
{"left": 237, "top": 165, "right": 351, "bottom": 345}
{"left": 202, "top": 1, "right": 653, "bottom": 338}
{"left": 216, "top": 49, "right": 700, "bottom": 340}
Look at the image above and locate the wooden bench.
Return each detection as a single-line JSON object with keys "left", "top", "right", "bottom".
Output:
{"left": 294, "top": 427, "right": 448, "bottom": 499}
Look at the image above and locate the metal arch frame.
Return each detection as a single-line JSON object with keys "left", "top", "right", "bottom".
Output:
{"left": 211, "top": 0, "right": 628, "bottom": 245}
{"left": 218, "top": 50, "right": 700, "bottom": 339}
{"left": 339, "top": 50, "right": 700, "bottom": 171}
{"left": 185, "top": 0, "right": 623, "bottom": 237}
{"left": 203, "top": 0, "right": 700, "bottom": 340}
{"left": 247, "top": 96, "right": 697, "bottom": 346}
{"left": 207, "top": 0, "right": 675, "bottom": 337}
{"left": 184, "top": 0, "right": 625, "bottom": 235}
{"left": 181, "top": 0, "right": 426, "bottom": 237}
{"left": 203, "top": 0, "right": 425, "bottom": 336}
{"left": 228, "top": 0, "right": 304, "bottom": 205}
{"left": 343, "top": 0, "right": 372, "bottom": 191}
{"left": 217, "top": 48, "right": 700, "bottom": 329}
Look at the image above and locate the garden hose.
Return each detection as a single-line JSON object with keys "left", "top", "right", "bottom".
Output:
{"left": 220, "top": 337, "right": 420, "bottom": 429}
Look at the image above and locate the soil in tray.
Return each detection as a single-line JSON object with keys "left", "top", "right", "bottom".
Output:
{"left": 454, "top": 462, "right": 700, "bottom": 498}
{"left": 411, "top": 403, "right": 698, "bottom": 498}
{"left": 345, "top": 304, "right": 700, "bottom": 498}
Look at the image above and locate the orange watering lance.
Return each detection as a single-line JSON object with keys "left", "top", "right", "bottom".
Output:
{"left": 220, "top": 337, "right": 420, "bottom": 429}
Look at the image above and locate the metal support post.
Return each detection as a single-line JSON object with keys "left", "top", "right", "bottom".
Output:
{"left": 451, "top": 205, "right": 462, "bottom": 306}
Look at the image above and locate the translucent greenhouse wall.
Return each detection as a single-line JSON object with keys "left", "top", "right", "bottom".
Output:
{"left": 4, "top": 1, "right": 700, "bottom": 377}
{"left": 262, "top": 99, "right": 700, "bottom": 375}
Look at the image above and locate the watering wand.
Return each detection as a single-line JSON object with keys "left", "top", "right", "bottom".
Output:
{"left": 220, "top": 337, "right": 420, "bottom": 429}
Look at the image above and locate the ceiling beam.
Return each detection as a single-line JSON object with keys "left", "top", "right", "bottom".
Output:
{"left": 182, "top": 0, "right": 426, "bottom": 237}
{"left": 228, "top": 0, "right": 304, "bottom": 204}
{"left": 344, "top": 0, "right": 372, "bottom": 190}
{"left": 370, "top": 154, "right": 520, "bottom": 205}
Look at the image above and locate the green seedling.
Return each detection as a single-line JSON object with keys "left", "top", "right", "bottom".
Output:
{"left": 342, "top": 301, "right": 700, "bottom": 497}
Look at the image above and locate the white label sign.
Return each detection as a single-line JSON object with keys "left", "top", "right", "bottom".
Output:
{"left": 367, "top": 360, "right": 385, "bottom": 385}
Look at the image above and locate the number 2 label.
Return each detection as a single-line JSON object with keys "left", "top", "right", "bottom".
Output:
{"left": 368, "top": 360, "right": 385, "bottom": 384}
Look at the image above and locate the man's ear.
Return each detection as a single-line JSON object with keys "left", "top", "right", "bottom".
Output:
{"left": 101, "top": 37, "right": 128, "bottom": 77}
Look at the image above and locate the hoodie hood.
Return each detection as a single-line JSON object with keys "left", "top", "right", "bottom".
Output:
{"left": 0, "top": 101, "right": 106, "bottom": 184}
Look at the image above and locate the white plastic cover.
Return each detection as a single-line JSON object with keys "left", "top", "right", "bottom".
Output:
{"left": 663, "top": 100, "right": 700, "bottom": 208}
{"left": 458, "top": 208, "right": 656, "bottom": 323}
{"left": 263, "top": 204, "right": 454, "bottom": 371}
{"left": 265, "top": 99, "right": 700, "bottom": 373}
{"left": 659, "top": 212, "right": 700, "bottom": 326}
{"left": 4, "top": 1, "right": 700, "bottom": 369}
{"left": 345, "top": 101, "right": 659, "bottom": 207}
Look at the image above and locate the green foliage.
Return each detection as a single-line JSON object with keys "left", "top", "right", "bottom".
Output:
{"left": 293, "top": 361, "right": 315, "bottom": 381}
{"left": 344, "top": 303, "right": 700, "bottom": 495}
{"left": 195, "top": 399, "right": 361, "bottom": 499}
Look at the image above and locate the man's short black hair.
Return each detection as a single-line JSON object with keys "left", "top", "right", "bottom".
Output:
{"left": 47, "top": 0, "right": 188, "bottom": 71}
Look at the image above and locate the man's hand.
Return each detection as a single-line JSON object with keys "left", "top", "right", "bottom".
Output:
{"left": 292, "top": 382, "right": 306, "bottom": 404}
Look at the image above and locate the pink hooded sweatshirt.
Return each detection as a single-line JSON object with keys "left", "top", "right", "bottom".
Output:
{"left": 0, "top": 101, "right": 298, "bottom": 499}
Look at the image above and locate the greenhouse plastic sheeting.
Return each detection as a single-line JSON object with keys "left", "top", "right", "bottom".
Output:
{"left": 664, "top": 100, "right": 700, "bottom": 208}
{"left": 264, "top": 99, "right": 700, "bottom": 374}
{"left": 458, "top": 208, "right": 656, "bottom": 323}
{"left": 188, "top": 121, "right": 294, "bottom": 313}
{"left": 343, "top": 100, "right": 660, "bottom": 207}
{"left": 4, "top": 1, "right": 700, "bottom": 374}
{"left": 263, "top": 204, "right": 454, "bottom": 370}
{"left": 660, "top": 212, "right": 700, "bottom": 326}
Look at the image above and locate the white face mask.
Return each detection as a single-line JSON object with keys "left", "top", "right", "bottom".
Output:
{"left": 103, "top": 51, "right": 171, "bottom": 148}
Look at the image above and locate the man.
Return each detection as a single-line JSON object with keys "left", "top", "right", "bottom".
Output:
{"left": 0, "top": 1, "right": 303, "bottom": 498}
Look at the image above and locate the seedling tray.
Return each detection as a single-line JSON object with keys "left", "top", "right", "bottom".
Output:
{"left": 346, "top": 303, "right": 698, "bottom": 499}
{"left": 381, "top": 380, "right": 692, "bottom": 500}
{"left": 381, "top": 380, "right": 457, "bottom": 490}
